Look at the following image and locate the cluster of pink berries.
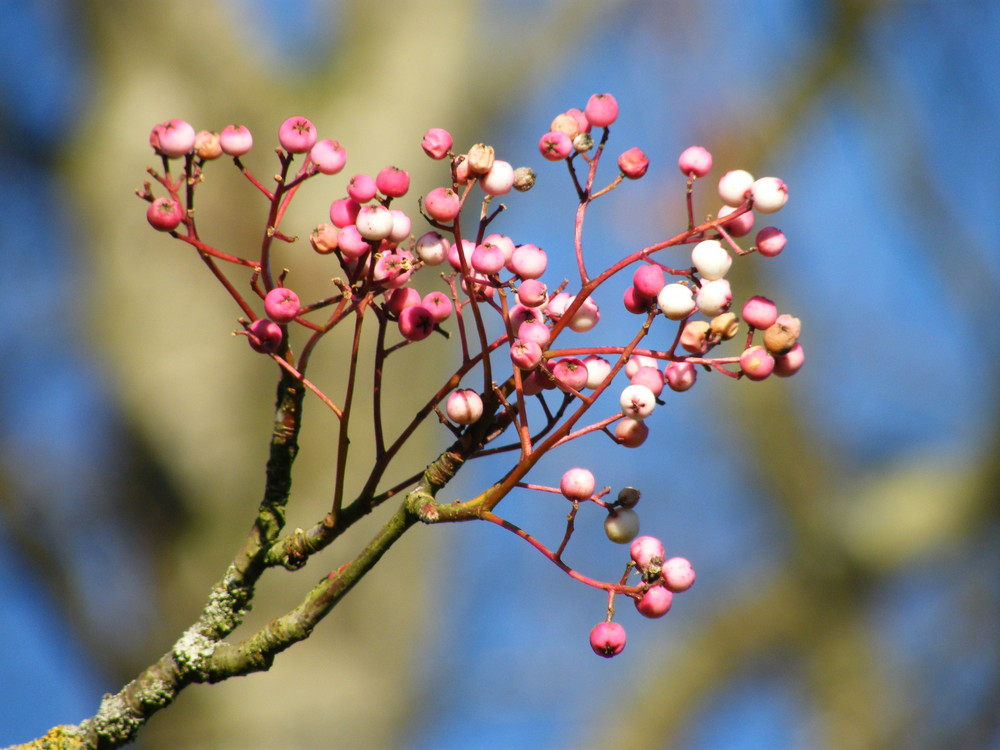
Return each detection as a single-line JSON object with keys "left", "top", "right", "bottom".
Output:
{"left": 141, "top": 93, "right": 800, "bottom": 660}
{"left": 556, "top": 470, "right": 694, "bottom": 658}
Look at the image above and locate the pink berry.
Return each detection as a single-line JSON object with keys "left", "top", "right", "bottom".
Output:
{"left": 742, "top": 295, "right": 778, "bottom": 329}
{"left": 278, "top": 116, "right": 317, "bottom": 153}
{"left": 755, "top": 227, "right": 786, "bottom": 257}
{"left": 584, "top": 93, "right": 619, "bottom": 128}
{"left": 386, "top": 287, "right": 421, "bottom": 317}
{"left": 422, "top": 291, "right": 452, "bottom": 323}
{"left": 739, "top": 345, "right": 775, "bottom": 381}
{"left": 509, "top": 304, "right": 543, "bottom": 329}
{"left": 471, "top": 242, "right": 505, "bottom": 275}
{"left": 545, "top": 292, "right": 573, "bottom": 320}
{"left": 219, "top": 124, "right": 253, "bottom": 157}
{"left": 355, "top": 204, "right": 394, "bottom": 241}
{"left": 538, "top": 131, "right": 572, "bottom": 161}
{"left": 751, "top": 177, "right": 788, "bottom": 213}
{"left": 664, "top": 361, "right": 697, "bottom": 392}
{"left": 421, "top": 128, "right": 453, "bottom": 160}
{"left": 630, "top": 366, "right": 664, "bottom": 397}
{"left": 632, "top": 264, "right": 666, "bottom": 300}
{"left": 398, "top": 305, "right": 435, "bottom": 341}
{"left": 336, "top": 225, "right": 369, "bottom": 259}
{"left": 347, "top": 174, "right": 377, "bottom": 204}
{"left": 718, "top": 169, "right": 754, "bottom": 207}
{"left": 589, "top": 621, "right": 626, "bottom": 658}
{"left": 625, "top": 354, "right": 658, "bottom": 379}
{"left": 424, "top": 187, "right": 461, "bottom": 222}
{"left": 662, "top": 557, "right": 695, "bottom": 592}
{"left": 773, "top": 343, "right": 805, "bottom": 377}
{"left": 152, "top": 119, "right": 196, "bottom": 158}
{"left": 329, "top": 198, "right": 361, "bottom": 228}
{"left": 264, "top": 287, "right": 300, "bottom": 324}
{"left": 635, "top": 586, "right": 673, "bottom": 618}
{"left": 560, "top": 467, "right": 596, "bottom": 500}
{"left": 517, "top": 320, "right": 551, "bottom": 348}
{"left": 414, "top": 231, "right": 449, "bottom": 266}
{"left": 376, "top": 166, "right": 410, "bottom": 198}
{"left": 604, "top": 508, "right": 640, "bottom": 543}
{"left": 483, "top": 233, "right": 515, "bottom": 263}
{"left": 719, "top": 205, "right": 755, "bottom": 237}
{"left": 517, "top": 279, "right": 548, "bottom": 308}
{"left": 247, "top": 318, "right": 283, "bottom": 353}
{"left": 619, "top": 384, "right": 656, "bottom": 419}
{"left": 388, "top": 209, "right": 412, "bottom": 243}
{"left": 630, "top": 535, "right": 665, "bottom": 570}
{"left": 309, "top": 139, "right": 347, "bottom": 175}
{"left": 552, "top": 357, "right": 589, "bottom": 392}
{"left": 310, "top": 223, "right": 339, "bottom": 254}
{"left": 446, "top": 389, "right": 483, "bottom": 425}
{"left": 564, "top": 108, "right": 590, "bottom": 134}
{"left": 623, "top": 286, "right": 652, "bottom": 314}
{"left": 448, "top": 239, "right": 477, "bottom": 271}
{"left": 567, "top": 296, "right": 600, "bottom": 333}
{"left": 508, "top": 244, "right": 547, "bottom": 279}
{"left": 510, "top": 339, "right": 543, "bottom": 370}
{"left": 146, "top": 197, "right": 184, "bottom": 231}
{"left": 583, "top": 355, "right": 611, "bottom": 389}
{"left": 615, "top": 417, "right": 649, "bottom": 448}
{"left": 678, "top": 146, "right": 713, "bottom": 178}
{"left": 480, "top": 159, "right": 515, "bottom": 196}
{"left": 373, "top": 251, "right": 414, "bottom": 289}
{"left": 618, "top": 147, "right": 649, "bottom": 179}
{"left": 452, "top": 155, "right": 472, "bottom": 186}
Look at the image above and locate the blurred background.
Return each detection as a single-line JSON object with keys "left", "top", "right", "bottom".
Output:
{"left": 2, "top": 0, "right": 999, "bottom": 748}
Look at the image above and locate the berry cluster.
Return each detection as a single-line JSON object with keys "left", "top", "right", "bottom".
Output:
{"left": 139, "top": 93, "right": 800, "bottom": 659}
